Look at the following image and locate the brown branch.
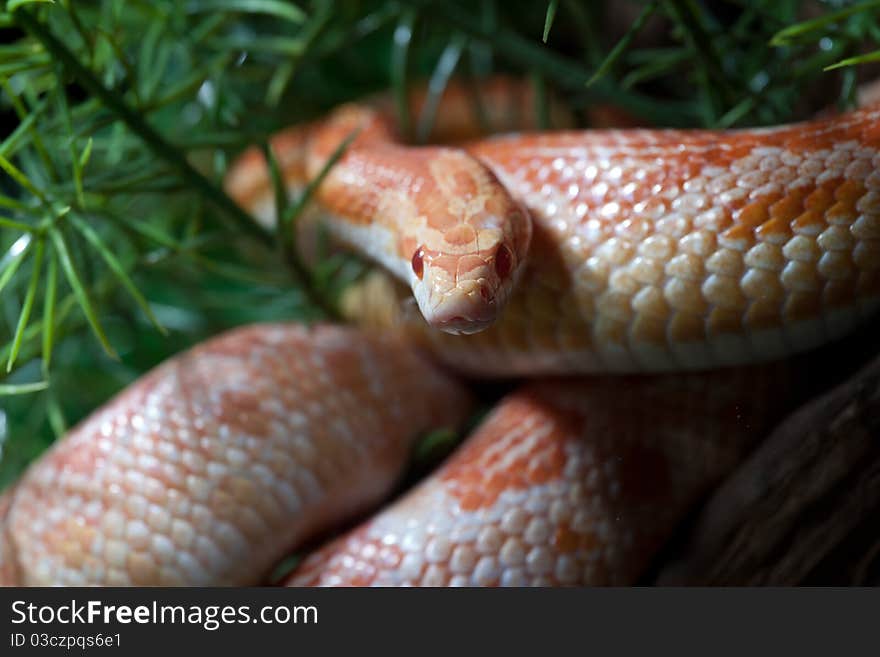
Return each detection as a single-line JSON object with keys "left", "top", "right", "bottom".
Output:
{"left": 656, "top": 354, "right": 880, "bottom": 585}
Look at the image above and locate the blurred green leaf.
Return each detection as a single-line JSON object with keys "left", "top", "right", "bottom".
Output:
{"left": 0, "top": 380, "right": 49, "bottom": 395}
{"left": 68, "top": 213, "right": 167, "bottom": 335}
{"left": 542, "top": 0, "right": 558, "bottom": 43}
{"left": 416, "top": 33, "right": 466, "bottom": 143}
{"left": 49, "top": 227, "right": 118, "bottom": 359}
{"left": 587, "top": 2, "right": 657, "bottom": 87}
{"left": 7, "top": 237, "right": 43, "bottom": 371}
{"left": 186, "top": 0, "right": 306, "bottom": 24}
{"left": 771, "top": 0, "right": 880, "bottom": 46}
{"left": 391, "top": 9, "right": 417, "bottom": 141}
{"left": 825, "top": 48, "right": 880, "bottom": 70}
{"left": 7, "top": 0, "right": 55, "bottom": 11}
{"left": 41, "top": 247, "right": 57, "bottom": 374}
{"left": 0, "top": 234, "right": 32, "bottom": 296}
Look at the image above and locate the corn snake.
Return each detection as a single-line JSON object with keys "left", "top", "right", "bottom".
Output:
{"left": 1, "top": 78, "right": 878, "bottom": 586}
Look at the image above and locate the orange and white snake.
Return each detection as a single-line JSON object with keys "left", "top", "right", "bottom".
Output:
{"left": 1, "top": 79, "right": 878, "bottom": 586}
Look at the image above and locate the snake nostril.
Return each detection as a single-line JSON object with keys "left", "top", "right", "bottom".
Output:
{"left": 411, "top": 246, "right": 425, "bottom": 280}
{"left": 495, "top": 244, "right": 513, "bottom": 279}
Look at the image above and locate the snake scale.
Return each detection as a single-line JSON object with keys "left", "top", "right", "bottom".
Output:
{"left": 1, "top": 78, "right": 878, "bottom": 586}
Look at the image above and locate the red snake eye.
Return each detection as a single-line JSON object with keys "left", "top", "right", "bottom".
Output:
{"left": 494, "top": 244, "right": 513, "bottom": 279}
{"left": 411, "top": 246, "right": 425, "bottom": 280}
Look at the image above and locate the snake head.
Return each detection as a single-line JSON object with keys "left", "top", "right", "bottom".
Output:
{"left": 407, "top": 150, "right": 532, "bottom": 334}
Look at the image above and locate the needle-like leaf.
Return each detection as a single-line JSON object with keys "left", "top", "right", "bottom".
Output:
{"left": 49, "top": 226, "right": 118, "bottom": 359}
{"left": 7, "top": 237, "right": 43, "bottom": 371}
{"left": 0, "top": 380, "right": 49, "bottom": 395}
{"left": 770, "top": 0, "right": 880, "bottom": 46}
{"left": 391, "top": 9, "right": 417, "bottom": 141}
{"left": 68, "top": 213, "right": 167, "bottom": 335}
{"left": 41, "top": 246, "right": 57, "bottom": 375}
{"left": 542, "top": 0, "right": 558, "bottom": 43}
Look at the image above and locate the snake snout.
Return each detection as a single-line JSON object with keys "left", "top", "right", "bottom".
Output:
{"left": 427, "top": 278, "right": 501, "bottom": 335}
{"left": 411, "top": 247, "right": 513, "bottom": 334}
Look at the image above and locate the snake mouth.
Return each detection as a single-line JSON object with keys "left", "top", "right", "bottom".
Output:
{"left": 427, "top": 284, "right": 501, "bottom": 334}
{"left": 435, "top": 315, "right": 495, "bottom": 335}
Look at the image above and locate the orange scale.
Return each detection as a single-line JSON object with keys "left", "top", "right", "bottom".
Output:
{"left": 443, "top": 224, "right": 477, "bottom": 246}
{"left": 824, "top": 201, "right": 858, "bottom": 226}
{"left": 480, "top": 446, "right": 506, "bottom": 468}
{"left": 527, "top": 461, "right": 555, "bottom": 485}
{"left": 834, "top": 179, "right": 865, "bottom": 204}
{"left": 457, "top": 490, "right": 486, "bottom": 512}
{"left": 790, "top": 209, "right": 826, "bottom": 236}
{"left": 785, "top": 130, "right": 833, "bottom": 152}
{"left": 860, "top": 119, "right": 880, "bottom": 144}
{"left": 424, "top": 210, "right": 462, "bottom": 232}
{"left": 718, "top": 223, "right": 756, "bottom": 250}
{"left": 485, "top": 471, "right": 511, "bottom": 494}
{"left": 735, "top": 200, "right": 770, "bottom": 230}
{"left": 804, "top": 186, "right": 836, "bottom": 212}
{"left": 483, "top": 192, "right": 516, "bottom": 218}
{"left": 755, "top": 216, "right": 792, "bottom": 245}
{"left": 722, "top": 141, "right": 755, "bottom": 161}
{"left": 769, "top": 190, "right": 806, "bottom": 221}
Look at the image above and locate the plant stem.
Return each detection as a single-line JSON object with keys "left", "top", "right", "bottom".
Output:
{"left": 12, "top": 7, "right": 275, "bottom": 249}
{"left": 13, "top": 6, "right": 339, "bottom": 320}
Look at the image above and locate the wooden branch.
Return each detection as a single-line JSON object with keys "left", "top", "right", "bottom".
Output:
{"left": 656, "top": 354, "right": 880, "bottom": 585}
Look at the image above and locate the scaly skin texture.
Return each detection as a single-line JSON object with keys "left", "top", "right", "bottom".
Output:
{"left": 308, "top": 105, "right": 532, "bottom": 334}
{"left": 227, "top": 96, "right": 533, "bottom": 335}
{"left": 2, "top": 80, "right": 878, "bottom": 587}
{"left": 340, "top": 108, "right": 880, "bottom": 374}
{"left": 287, "top": 370, "right": 794, "bottom": 586}
{"left": 229, "top": 80, "right": 880, "bottom": 373}
{"left": 0, "top": 324, "right": 471, "bottom": 585}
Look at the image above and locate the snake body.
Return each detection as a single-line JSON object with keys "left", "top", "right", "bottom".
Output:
{"left": 1, "top": 325, "right": 471, "bottom": 585}
{"left": 1, "top": 80, "right": 878, "bottom": 586}
{"left": 412, "top": 111, "right": 880, "bottom": 374}
{"left": 228, "top": 85, "right": 880, "bottom": 375}
{"left": 286, "top": 370, "right": 794, "bottom": 587}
